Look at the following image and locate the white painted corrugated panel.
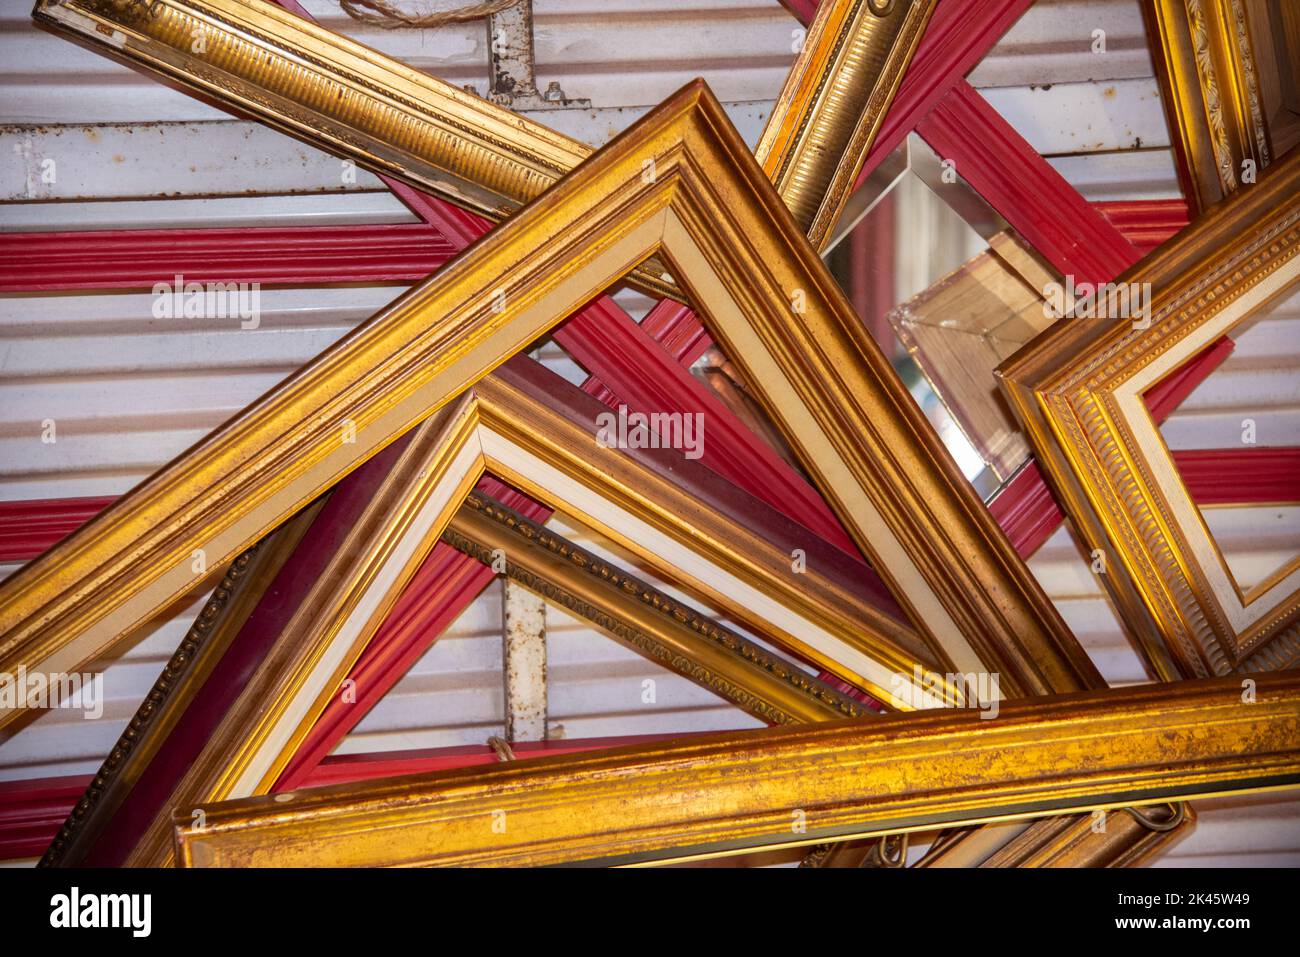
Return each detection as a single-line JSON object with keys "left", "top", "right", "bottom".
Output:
{"left": 0, "top": 286, "right": 390, "bottom": 500}
{"left": 2, "top": 122, "right": 393, "bottom": 202}
{"left": 0, "top": 285, "right": 647, "bottom": 502}
{"left": 335, "top": 582, "right": 763, "bottom": 756}
{"left": 972, "top": 0, "right": 1181, "bottom": 200}
{"left": 0, "top": 193, "right": 416, "bottom": 230}
{"left": 2, "top": 0, "right": 794, "bottom": 124}
{"left": 970, "top": 0, "right": 1155, "bottom": 87}
{"left": 331, "top": 582, "right": 512, "bottom": 755}
{"left": 0, "top": 565, "right": 209, "bottom": 781}
{"left": 1160, "top": 285, "right": 1300, "bottom": 450}
{"left": 1026, "top": 522, "right": 1152, "bottom": 687}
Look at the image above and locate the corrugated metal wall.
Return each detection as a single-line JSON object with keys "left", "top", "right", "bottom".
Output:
{"left": 973, "top": 0, "right": 1181, "bottom": 200}
{"left": 1, "top": 0, "right": 1295, "bottom": 865}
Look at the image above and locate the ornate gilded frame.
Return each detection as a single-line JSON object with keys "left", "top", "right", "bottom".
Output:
{"left": 171, "top": 672, "right": 1300, "bottom": 867}
{"left": 43, "top": 357, "right": 934, "bottom": 867}
{"left": 1142, "top": 0, "right": 1296, "bottom": 215}
{"left": 755, "top": 0, "right": 935, "bottom": 246}
{"left": 32, "top": 0, "right": 588, "bottom": 223}
{"left": 999, "top": 151, "right": 1300, "bottom": 679}
{"left": 442, "top": 489, "right": 871, "bottom": 728}
{"left": 0, "top": 84, "right": 1097, "bottom": 739}
{"left": 34, "top": 0, "right": 935, "bottom": 265}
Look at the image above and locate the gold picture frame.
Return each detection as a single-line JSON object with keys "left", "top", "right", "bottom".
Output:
{"left": 999, "top": 151, "right": 1300, "bottom": 679}
{"left": 1143, "top": 0, "right": 1298, "bottom": 215}
{"left": 34, "top": 0, "right": 935, "bottom": 262}
{"left": 171, "top": 671, "right": 1300, "bottom": 867}
{"left": 755, "top": 0, "right": 935, "bottom": 246}
{"left": 442, "top": 489, "right": 872, "bottom": 728}
{"left": 0, "top": 83, "right": 1097, "bottom": 738}
{"left": 47, "top": 359, "right": 931, "bottom": 867}
{"left": 46, "top": 480, "right": 874, "bottom": 867}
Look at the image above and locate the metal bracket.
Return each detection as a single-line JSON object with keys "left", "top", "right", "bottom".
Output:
{"left": 486, "top": 0, "right": 590, "bottom": 110}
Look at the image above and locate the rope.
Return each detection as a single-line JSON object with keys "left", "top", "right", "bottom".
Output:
{"left": 339, "top": 0, "right": 517, "bottom": 30}
{"left": 487, "top": 735, "right": 517, "bottom": 762}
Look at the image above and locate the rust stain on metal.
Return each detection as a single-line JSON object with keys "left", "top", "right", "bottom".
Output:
{"left": 502, "top": 579, "right": 547, "bottom": 742}
{"left": 487, "top": 0, "right": 589, "bottom": 111}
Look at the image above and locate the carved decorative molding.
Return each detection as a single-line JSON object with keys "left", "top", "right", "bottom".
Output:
{"left": 445, "top": 491, "right": 872, "bottom": 726}
{"left": 1000, "top": 151, "right": 1300, "bottom": 678}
